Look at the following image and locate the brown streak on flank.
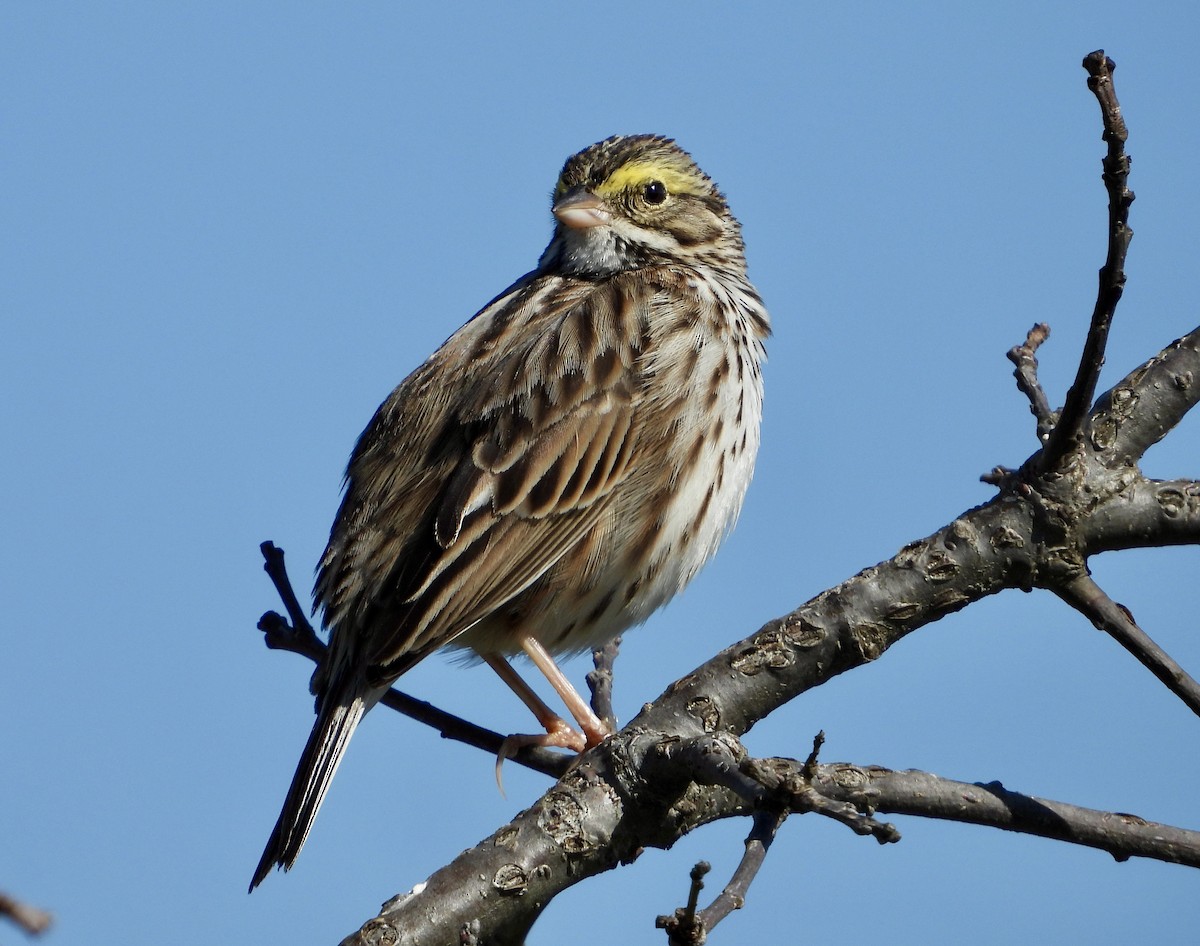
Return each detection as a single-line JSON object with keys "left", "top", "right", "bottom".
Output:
{"left": 553, "top": 620, "right": 578, "bottom": 646}
{"left": 707, "top": 356, "right": 729, "bottom": 408}
{"left": 680, "top": 432, "right": 705, "bottom": 482}
{"left": 696, "top": 481, "right": 714, "bottom": 526}
{"left": 584, "top": 589, "right": 616, "bottom": 628}
{"left": 680, "top": 341, "right": 700, "bottom": 378}
{"left": 624, "top": 507, "right": 665, "bottom": 577}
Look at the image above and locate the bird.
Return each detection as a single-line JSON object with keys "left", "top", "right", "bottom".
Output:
{"left": 251, "top": 134, "right": 771, "bottom": 890}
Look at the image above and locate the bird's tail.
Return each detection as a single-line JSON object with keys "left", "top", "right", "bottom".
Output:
{"left": 249, "top": 682, "right": 376, "bottom": 891}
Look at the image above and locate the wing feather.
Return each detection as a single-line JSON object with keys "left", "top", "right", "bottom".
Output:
{"left": 317, "top": 273, "right": 652, "bottom": 679}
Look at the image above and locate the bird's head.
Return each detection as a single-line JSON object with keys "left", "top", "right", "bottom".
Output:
{"left": 539, "top": 134, "right": 745, "bottom": 278}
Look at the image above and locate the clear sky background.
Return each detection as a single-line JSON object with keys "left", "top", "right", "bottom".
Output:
{"left": 4, "top": 3, "right": 1198, "bottom": 944}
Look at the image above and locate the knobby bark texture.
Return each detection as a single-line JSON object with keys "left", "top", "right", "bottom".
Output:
{"left": 254, "top": 53, "right": 1200, "bottom": 944}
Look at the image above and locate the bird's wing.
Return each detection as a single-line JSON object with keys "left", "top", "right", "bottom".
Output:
{"left": 317, "top": 272, "right": 660, "bottom": 679}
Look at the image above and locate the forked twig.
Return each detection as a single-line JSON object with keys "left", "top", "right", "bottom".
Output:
{"left": 656, "top": 861, "right": 711, "bottom": 945}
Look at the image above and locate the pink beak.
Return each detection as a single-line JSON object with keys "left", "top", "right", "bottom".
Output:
{"left": 553, "top": 189, "right": 612, "bottom": 230}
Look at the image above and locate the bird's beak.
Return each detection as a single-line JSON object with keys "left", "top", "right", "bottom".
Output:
{"left": 553, "top": 188, "right": 612, "bottom": 230}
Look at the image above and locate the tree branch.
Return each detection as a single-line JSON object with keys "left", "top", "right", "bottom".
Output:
{"left": 0, "top": 891, "right": 52, "bottom": 937}
{"left": 1053, "top": 573, "right": 1200, "bottom": 715}
{"left": 809, "top": 764, "right": 1200, "bottom": 867}
{"left": 1081, "top": 477, "right": 1200, "bottom": 553}
{"left": 340, "top": 735, "right": 1200, "bottom": 945}
{"left": 1041, "top": 51, "right": 1134, "bottom": 470}
{"left": 1091, "top": 325, "right": 1200, "bottom": 465}
{"left": 658, "top": 810, "right": 788, "bottom": 944}
{"left": 1008, "top": 322, "right": 1056, "bottom": 440}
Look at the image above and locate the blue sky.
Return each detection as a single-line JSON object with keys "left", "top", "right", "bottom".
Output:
{"left": 4, "top": 3, "right": 1199, "bottom": 943}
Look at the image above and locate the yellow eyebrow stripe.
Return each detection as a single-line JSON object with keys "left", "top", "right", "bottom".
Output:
{"left": 595, "top": 161, "right": 700, "bottom": 198}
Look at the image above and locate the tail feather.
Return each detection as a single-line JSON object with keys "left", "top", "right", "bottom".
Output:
{"left": 249, "top": 685, "right": 374, "bottom": 891}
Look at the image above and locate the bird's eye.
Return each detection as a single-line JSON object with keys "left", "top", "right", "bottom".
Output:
{"left": 643, "top": 180, "right": 668, "bottom": 205}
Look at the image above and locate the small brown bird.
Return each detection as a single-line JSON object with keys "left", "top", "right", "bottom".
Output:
{"left": 251, "top": 134, "right": 771, "bottom": 889}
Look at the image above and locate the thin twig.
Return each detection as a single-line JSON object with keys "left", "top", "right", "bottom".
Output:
{"left": 258, "top": 610, "right": 325, "bottom": 662}
{"left": 802, "top": 729, "right": 825, "bottom": 775}
{"left": 1053, "top": 573, "right": 1200, "bottom": 717}
{"left": 789, "top": 779, "right": 900, "bottom": 843}
{"left": 259, "top": 541, "right": 322, "bottom": 652}
{"left": 0, "top": 891, "right": 52, "bottom": 936}
{"left": 695, "top": 810, "right": 787, "bottom": 932}
{"left": 257, "top": 543, "right": 569, "bottom": 778}
{"left": 1042, "top": 51, "right": 1134, "bottom": 469}
{"left": 655, "top": 861, "right": 711, "bottom": 946}
{"left": 1007, "top": 322, "right": 1056, "bottom": 439}
{"left": 586, "top": 636, "right": 621, "bottom": 730}
{"left": 660, "top": 733, "right": 762, "bottom": 805}
{"left": 743, "top": 753, "right": 900, "bottom": 845}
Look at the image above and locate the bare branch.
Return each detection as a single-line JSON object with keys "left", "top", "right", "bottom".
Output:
{"left": 258, "top": 545, "right": 569, "bottom": 779}
{"left": 340, "top": 737, "right": 1200, "bottom": 944}
{"left": 810, "top": 764, "right": 1200, "bottom": 867}
{"left": 1091, "top": 325, "right": 1200, "bottom": 465}
{"left": 1053, "top": 573, "right": 1200, "bottom": 716}
{"left": 259, "top": 541, "right": 320, "bottom": 649}
{"left": 1042, "top": 51, "right": 1134, "bottom": 470}
{"left": 1007, "top": 322, "right": 1056, "bottom": 439}
{"left": 586, "top": 636, "right": 621, "bottom": 731}
{"left": 1082, "top": 477, "right": 1200, "bottom": 553}
{"left": 694, "top": 811, "right": 786, "bottom": 937}
{"left": 656, "top": 861, "right": 711, "bottom": 946}
{"left": 0, "top": 891, "right": 52, "bottom": 937}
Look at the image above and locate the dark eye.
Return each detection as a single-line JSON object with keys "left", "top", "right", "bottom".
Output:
{"left": 643, "top": 180, "right": 668, "bottom": 205}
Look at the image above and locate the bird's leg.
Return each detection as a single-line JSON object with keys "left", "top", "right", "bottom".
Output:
{"left": 519, "top": 636, "right": 610, "bottom": 748}
{"left": 480, "top": 652, "right": 588, "bottom": 753}
{"left": 480, "top": 640, "right": 612, "bottom": 752}
{"left": 481, "top": 650, "right": 603, "bottom": 792}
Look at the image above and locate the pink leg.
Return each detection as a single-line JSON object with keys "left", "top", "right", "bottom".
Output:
{"left": 480, "top": 652, "right": 588, "bottom": 752}
{"left": 519, "top": 636, "right": 610, "bottom": 747}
